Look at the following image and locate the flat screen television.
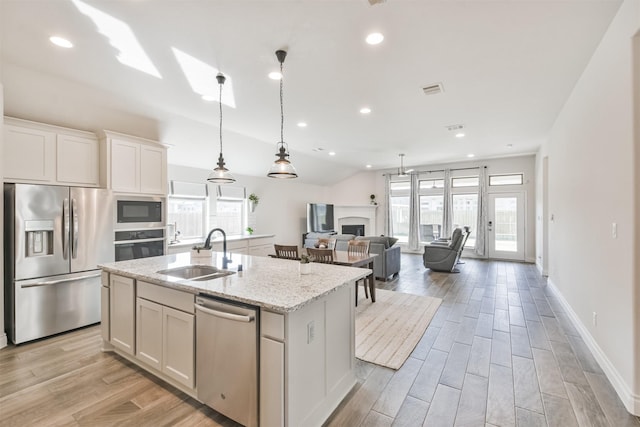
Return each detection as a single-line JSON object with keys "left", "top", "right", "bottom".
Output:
{"left": 307, "top": 203, "right": 335, "bottom": 233}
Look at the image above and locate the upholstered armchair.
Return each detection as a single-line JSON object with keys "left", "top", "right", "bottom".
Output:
{"left": 423, "top": 227, "right": 466, "bottom": 272}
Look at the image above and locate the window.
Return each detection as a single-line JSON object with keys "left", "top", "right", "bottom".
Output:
{"left": 212, "top": 199, "right": 245, "bottom": 236}
{"left": 419, "top": 195, "right": 443, "bottom": 241}
{"left": 390, "top": 180, "right": 410, "bottom": 243}
{"left": 167, "top": 196, "right": 207, "bottom": 239}
{"left": 452, "top": 176, "right": 479, "bottom": 187}
{"left": 452, "top": 194, "right": 478, "bottom": 247}
{"left": 419, "top": 179, "right": 444, "bottom": 190}
{"left": 489, "top": 174, "right": 523, "bottom": 186}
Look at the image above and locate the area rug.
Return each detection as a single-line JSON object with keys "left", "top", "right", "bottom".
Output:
{"left": 355, "top": 289, "right": 442, "bottom": 370}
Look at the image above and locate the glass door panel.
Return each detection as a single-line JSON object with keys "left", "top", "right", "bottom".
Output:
{"left": 488, "top": 193, "right": 525, "bottom": 260}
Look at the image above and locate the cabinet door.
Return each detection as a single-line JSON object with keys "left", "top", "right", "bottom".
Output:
{"left": 162, "top": 306, "right": 195, "bottom": 388}
{"left": 260, "top": 337, "right": 284, "bottom": 427}
{"left": 101, "top": 285, "right": 110, "bottom": 342}
{"left": 57, "top": 133, "right": 99, "bottom": 185}
{"left": 136, "top": 298, "right": 163, "bottom": 370}
{"left": 111, "top": 138, "right": 140, "bottom": 192}
{"left": 140, "top": 144, "right": 166, "bottom": 195}
{"left": 109, "top": 275, "right": 136, "bottom": 355}
{"left": 3, "top": 124, "right": 55, "bottom": 182}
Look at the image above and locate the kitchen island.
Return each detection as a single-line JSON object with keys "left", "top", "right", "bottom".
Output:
{"left": 99, "top": 251, "right": 369, "bottom": 427}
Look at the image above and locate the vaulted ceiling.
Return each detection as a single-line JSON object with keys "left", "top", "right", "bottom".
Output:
{"left": 0, "top": 0, "right": 621, "bottom": 184}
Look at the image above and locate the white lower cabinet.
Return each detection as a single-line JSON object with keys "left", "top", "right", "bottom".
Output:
{"left": 260, "top": 336, "right": 284, "bottom": 427}
{"left": 135, "top": 282, "right": 195, "bottom": 390}
{"left": 109, "top": 275, "right": 136, "bottom": 355}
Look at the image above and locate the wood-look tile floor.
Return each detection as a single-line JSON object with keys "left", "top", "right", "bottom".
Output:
{"left": 1, "top": 255, "right": 639, "bottom": 426}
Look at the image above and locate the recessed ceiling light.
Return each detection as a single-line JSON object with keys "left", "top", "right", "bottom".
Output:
{"left": 297, "top": 122, "right": 307, "bottom": 128}
{"left": 328, "top": 151, "right": 336, "bottom": 156}
{"left": 360, "top": 107, "right": 372, "bottom": 114}
{"left": 366, "top": 33, "right": 384, "bottom": 45}
{"left": 455, "top": 133, "right": 465, "bottom": 138}
{"left": 269, "top": 71, "right": 282, "bottom": 80}
{"left": 50, "top": 36, "right": 73, "bottom": 48}
{"left": 202, "top": 95, "right": 216, "bottom": 101}
{"left": 467, "top": 153, "right": 475, "bottom": 158}
{"left": 366, "top": 164, "right": 372, "bottom": 168}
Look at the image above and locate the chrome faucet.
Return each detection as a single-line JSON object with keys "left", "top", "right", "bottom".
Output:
{"left": 203, "top": 228, "right": 231, "bottom": 269}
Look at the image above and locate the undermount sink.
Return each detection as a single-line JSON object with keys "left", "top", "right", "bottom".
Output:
{"left": 157, "top": 265, "right": 235, "bottom": 281}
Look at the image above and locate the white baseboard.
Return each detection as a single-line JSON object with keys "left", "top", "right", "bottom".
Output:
{"left": 0, "top": 332, "right": 7, "bottom": 349}
{"left": 547, "top": 278, "right": 640, "bottom": 416}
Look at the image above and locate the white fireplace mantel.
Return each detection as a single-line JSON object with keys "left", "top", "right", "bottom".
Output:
{"left": 334, "top": 205, "right": 378, "bottom": 236}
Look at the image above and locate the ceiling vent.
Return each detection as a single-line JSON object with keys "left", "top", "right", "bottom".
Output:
{"left": 422, "top": 83, "right": 444, "bottom": 96}
{"left": 446, "top": 124, "right": 464, "bottom": 131}
{"left": 368, "top": 0, "right": 387, "bottom": 5}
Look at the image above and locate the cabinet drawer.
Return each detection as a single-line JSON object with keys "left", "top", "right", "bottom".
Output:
{"left": 249, "top": 237, "right": 274, "bottom": 247}
{"left": 138, "top": 281, "right": 195, "bottom": 314}
{"left": 261, "top": 310, "right": 285, "bottom": 341}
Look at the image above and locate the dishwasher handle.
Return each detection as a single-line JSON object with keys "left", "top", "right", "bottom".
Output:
{"left": 195, "top": 303, "right": 255, "bottom": 323}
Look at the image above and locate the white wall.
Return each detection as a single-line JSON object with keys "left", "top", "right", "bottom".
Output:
{"left": 330, "top": 156, "right": 536, "bottom": 260}
{"left": 536, "top": 0, "right": 640, "bottom": 414}
{"left": 168, "top": 164, "right": 327, "bottom": 246}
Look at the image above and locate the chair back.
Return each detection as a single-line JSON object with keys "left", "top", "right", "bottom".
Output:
{"left": 274, "top": 244, "right": 299, "bottom": 260}
{"left": 317, "top": 237, "right": 337, "bottom": 250}
{"left": 307, "top": 248, "right": 334, "bottom": 264}
{"left": 347, "top": 239, "right": 370, "bottom": 255}
{"left": 448, "top": 228, "right": 464, "bottom": 250}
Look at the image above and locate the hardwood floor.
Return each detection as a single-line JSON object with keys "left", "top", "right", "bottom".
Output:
{"left": 1, "top": 255, "right": 639, "bottom": 426}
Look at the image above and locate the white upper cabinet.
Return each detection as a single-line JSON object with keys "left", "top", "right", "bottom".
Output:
{"left": 3, "top": 117, "right": 99, "bottom": 186}
{"left": 100, "top": 130, "right": 167, "bottom": 196}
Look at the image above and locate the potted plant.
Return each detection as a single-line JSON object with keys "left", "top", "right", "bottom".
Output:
{"left": 299, "top": 253, "right": 313, "bottom": 275}
{"left": 246, "top": 227, "right": 254, "bottom": 235}
{"left": 248, "top": 193, "right": 259, "bottom": 212}
{"left": 370, "top": 194, "right": 378, "bottom": 205}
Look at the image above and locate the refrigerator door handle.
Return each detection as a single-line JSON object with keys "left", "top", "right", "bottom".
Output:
{"left": 71, "top": 198, "right": 79, "bottom": 259}
{"left": 20, "top": 272, "right": 102, "bottom": 288}
{"left": 63, "top": 198, "right": 70, "bottom": 260}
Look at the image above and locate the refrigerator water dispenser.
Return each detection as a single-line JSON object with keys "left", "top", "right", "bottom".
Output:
{"left": 25, "top": 220, "right": 54, "bottom": 257}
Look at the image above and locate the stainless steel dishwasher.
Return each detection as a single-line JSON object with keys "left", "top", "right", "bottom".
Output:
{"left": 195, "top": 295, "right": 259, "bottom": 427}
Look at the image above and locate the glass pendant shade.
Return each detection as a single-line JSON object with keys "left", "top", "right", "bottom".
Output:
{"left": 267, "top": 142, "right": 298, "bottom": 178}
{"left": 207, "top": 72, "right": 235, "bottom": 184}
{"left": 268, "top": 49, "right": 298, "bottom": 179}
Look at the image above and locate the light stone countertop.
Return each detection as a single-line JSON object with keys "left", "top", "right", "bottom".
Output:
{"left": 99, "top": 251, "right": 369, "bottom": 313}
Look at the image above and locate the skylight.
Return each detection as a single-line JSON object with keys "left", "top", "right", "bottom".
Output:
{"left": 71, "top": 0, "right": 162, "bottom": 79}
{"left": 172, "top": 48, "right": 236, "bottom": 108}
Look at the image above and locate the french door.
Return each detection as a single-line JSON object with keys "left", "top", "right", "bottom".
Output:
{"left": 488, "top": 193, "right": 525, "bottom": 261}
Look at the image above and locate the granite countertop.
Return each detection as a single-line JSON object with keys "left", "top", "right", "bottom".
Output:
{"left": 99, "top": 251, "right": 369, "bottom": 313}
{"left": 167, "top": 233, "right": 275, "bottom": 249}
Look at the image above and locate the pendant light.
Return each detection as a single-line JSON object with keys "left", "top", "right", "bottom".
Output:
{"left": 267, "top": 49, "right": 298, "bottom": 179}
{"left": 207, "top": 73, "right": 236, "bottom": 184}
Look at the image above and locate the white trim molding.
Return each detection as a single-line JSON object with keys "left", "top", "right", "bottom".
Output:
{"left": 334, "top": 205, "right": 377, "bottom": 236}
{"left": 547, "top": 278, "right": 640, "bottom": 416}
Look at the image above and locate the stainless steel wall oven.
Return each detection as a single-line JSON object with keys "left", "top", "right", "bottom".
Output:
{"left": 114, "top": 196, "right": 166, "bottom": 261}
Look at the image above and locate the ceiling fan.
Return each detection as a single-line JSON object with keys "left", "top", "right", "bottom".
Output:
{"left": 397, "top": 153, "right": 414, "bottom": 177}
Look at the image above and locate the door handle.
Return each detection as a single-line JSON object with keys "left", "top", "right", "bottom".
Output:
{"left": 195, "top": 304, "right": 254, "bottom": 323}
{"left": 72, "top": 198, "right": 79, "bottom": 259}
{"left": 21, "top": 272, "right": 101, "bottom": 288}
{"left": 63, "top": 198, "right": 70, "bottom": 260}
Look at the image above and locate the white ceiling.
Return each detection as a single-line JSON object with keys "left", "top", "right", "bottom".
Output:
{"left": 0, "top": 0, "right": 621, "bottom": 185}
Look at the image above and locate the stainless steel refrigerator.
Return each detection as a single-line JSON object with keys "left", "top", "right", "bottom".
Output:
{"left": 4, "top": 183, "right": 114, "bottom": 344}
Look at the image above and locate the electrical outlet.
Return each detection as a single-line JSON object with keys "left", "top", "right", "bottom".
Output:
{"left": 593, "top": 311, "right": 598, "bottom": 327}
{"left": 307, "top": 321, "right": 315, "bottom": 344}
{"left": 612, "top": 222, "right": 617, "bottom": 239}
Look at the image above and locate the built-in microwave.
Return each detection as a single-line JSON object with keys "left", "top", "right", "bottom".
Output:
{"left": 115, "top": 196, "right": 165, "bottom": 229}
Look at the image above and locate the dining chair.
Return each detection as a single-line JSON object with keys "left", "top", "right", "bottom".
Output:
{"left": 347, "top": 239, "right": 372, "bottom": 302}
{"left": 307, "top": 248, "right": 334, "bottom": 264}
{"left": 316, "top": 237, "right": 337, "bottom": 250}
{"left": 274, "top": 244, "right": 299, "bottom": 260}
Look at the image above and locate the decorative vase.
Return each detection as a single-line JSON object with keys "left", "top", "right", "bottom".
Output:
{"left": 249, "top": 201, "right": 256, "bottom": 213}
{"left": 299, "top": 262, "right": 310, "bottom": 275}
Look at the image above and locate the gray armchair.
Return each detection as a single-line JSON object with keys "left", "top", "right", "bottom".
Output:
{"left": 423, "top": 227, "right": 466, "bottom": 272}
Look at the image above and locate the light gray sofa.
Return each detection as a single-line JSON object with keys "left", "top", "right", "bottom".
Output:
{"left": 303, "top": 233, "right": 401, "bottom": 281}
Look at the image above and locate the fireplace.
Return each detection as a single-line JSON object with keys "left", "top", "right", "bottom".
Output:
{"left": 342, "top": 224, "right": 365, "bottom": 236}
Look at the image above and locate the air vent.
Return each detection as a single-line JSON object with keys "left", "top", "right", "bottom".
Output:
{"left": 368, "top": 0, "right": 387, "bottom": 5}
{"left": 446, "top": 124, "right": 464, "bottom": 131}
{"left": 422, "top": 83, "right": 444, "bottom": 95}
